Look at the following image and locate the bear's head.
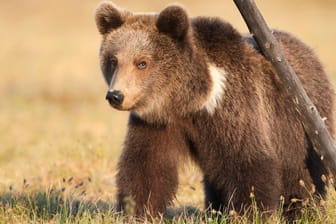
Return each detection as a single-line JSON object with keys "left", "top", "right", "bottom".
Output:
{"left": 95, "top": 1, "right": 212, "bottom": 124}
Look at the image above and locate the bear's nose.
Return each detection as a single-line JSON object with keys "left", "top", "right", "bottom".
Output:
{"left": 105, "top": 90, "right": 124, "bottom": 107}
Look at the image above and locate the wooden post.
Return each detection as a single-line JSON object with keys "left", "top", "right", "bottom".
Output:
{"left": 233, "top": 0, "right": 336, "bottom": 175}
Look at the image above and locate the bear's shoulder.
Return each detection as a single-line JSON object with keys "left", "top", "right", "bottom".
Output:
{"left": 191, "top": 17, "right": 243, "bottom": 48}
{"left": 191, "top": 17, "right": 247, "bottom": 66}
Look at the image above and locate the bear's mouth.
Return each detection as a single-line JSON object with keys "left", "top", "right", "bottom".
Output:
{"left": 107, "top": 100, "right": 123, "bottom": 110}
{"left": 106, "top": 97, "right": 139, "bottom": 111}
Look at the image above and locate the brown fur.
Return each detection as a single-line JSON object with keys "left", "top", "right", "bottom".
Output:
{"left": 95, "top": 2, "right": 335, "bottom": 217}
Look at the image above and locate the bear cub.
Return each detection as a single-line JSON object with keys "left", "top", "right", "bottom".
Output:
{"left": 95, "top": 1, "right": 335, "bottom": 217}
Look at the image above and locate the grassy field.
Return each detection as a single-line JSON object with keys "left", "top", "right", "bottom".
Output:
{"left": 0, "top": 0, "right": 336, "bottom": 223}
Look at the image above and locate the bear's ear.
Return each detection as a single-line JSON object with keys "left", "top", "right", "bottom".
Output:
{"left": 156, "top": 5, "right": 189, "bottom": 41}
{"left": 95, "top": 1, "right": 126, "bottom": 35}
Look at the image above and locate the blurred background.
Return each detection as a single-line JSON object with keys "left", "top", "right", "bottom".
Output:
{"left": 0, "top": 0, "right": 335, "bottom": 207}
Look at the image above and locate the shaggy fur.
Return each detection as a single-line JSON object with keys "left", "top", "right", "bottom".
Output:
{"left": 95, "top": 1, "right": 335, "bottom": 217}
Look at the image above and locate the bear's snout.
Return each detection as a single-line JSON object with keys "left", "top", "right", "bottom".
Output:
{"left": 105, "top": 90, "right": 124, "bottom": 108}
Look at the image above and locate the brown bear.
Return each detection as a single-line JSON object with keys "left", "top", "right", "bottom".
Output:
{"left": 94, "top": 1, "right": 335, "bottom": 217}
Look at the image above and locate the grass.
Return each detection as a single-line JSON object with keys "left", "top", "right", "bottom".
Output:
{"left": 0, "top": 0, "right": 336, "bottom": 223}
{"left": 1, "top": 185, "right": 336, "bottom": 223}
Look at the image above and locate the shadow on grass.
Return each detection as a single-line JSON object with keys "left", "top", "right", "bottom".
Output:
{"left": 3, "top": 187, "right": 329, "bottom": 223}
{"left": 0, "top": 190, "right": 203, "bottom": 222}
{"left": 1, "top": 176, "right": 334, "bottom": 222}
{"left": 0, "top": 190, "right": 288, "bottom": 223}
{"left": 0, "top": 190, "right": 113, "bottom": 220}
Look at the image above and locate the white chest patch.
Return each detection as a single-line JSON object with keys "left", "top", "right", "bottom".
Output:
{"left": 202, "top": 64, "right": 227, "bottom": 114}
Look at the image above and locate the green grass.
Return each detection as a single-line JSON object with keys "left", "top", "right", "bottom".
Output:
{"left": 0, "top": 0, "right": 336, "bottom": 223}
{"left": 1, "top": 186, "right": 336, "bottom": 223}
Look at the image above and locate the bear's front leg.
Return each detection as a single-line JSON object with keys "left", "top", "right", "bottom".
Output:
{"left": 116, "top": 114, "right": 185, "bottom": 216}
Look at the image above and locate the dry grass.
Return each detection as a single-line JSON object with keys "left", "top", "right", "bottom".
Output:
{"left": 0, "top": 0, "right": 336, "bottom": 223}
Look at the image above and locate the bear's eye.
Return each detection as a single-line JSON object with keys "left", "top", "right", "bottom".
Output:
{"left": 137, "top": 61, "right": 147, "bottom": 70}
{"left": 110, "top": 57, "right": 118, "bottom": 67}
